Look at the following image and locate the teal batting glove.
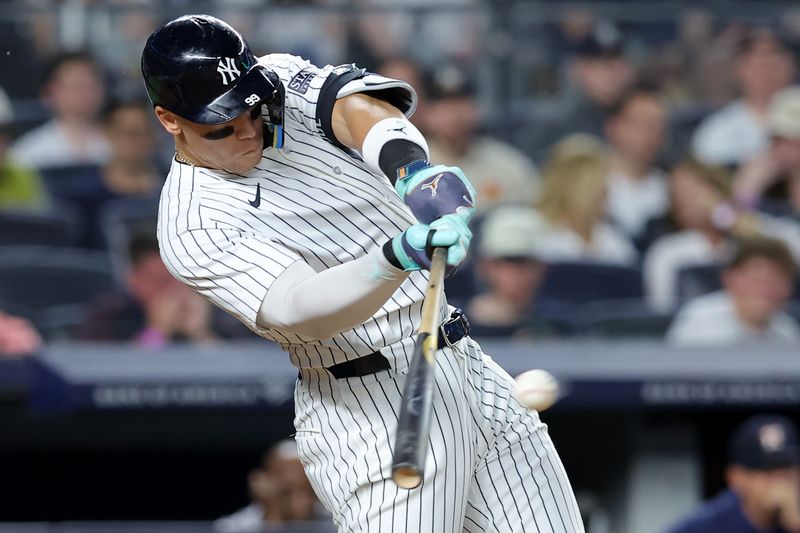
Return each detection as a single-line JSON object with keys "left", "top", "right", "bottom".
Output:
{"left": 383, "top": 212, "right": 473, "bottom": 275}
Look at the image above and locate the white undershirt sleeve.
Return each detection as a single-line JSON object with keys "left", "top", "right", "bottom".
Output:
{"left": 256, "top": 247, "right": 409, "bottom": 340}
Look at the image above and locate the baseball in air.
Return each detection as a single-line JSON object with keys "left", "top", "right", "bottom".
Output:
{"left": 514, "top": 369, "right": 559, "bottom": 412}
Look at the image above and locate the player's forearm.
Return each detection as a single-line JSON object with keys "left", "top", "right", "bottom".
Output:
{"left": 256, "top": 247, "right": 409, "bottom": 339}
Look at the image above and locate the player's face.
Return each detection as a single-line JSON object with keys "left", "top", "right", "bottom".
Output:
{"left": 159, "top": 105, "right": 265, "bottom": 174}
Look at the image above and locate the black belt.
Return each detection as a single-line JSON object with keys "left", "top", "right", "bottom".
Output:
{"left": 317, "top": 309, "right": 471, "bottom": 380}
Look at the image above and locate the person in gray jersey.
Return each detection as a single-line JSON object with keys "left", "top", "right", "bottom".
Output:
{"left": 142, "top": 14, "right": 583, "bottom": 532}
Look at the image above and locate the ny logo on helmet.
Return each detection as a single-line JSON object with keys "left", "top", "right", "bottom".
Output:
{"left": 217, "top": 57, "right": 241, "bottom": 86}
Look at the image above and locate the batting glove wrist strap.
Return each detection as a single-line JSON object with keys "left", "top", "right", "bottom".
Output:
{"left": 395, "top": 164, "right": 477, "bottom": 224}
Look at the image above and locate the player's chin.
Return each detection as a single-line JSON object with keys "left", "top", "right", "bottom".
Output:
{"left": 230, "top": 148, "right": 263, "bottom": 174}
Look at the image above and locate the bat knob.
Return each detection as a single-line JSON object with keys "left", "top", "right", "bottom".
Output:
{"left": 392, "top": 466, "right": 423, "bottom": 489}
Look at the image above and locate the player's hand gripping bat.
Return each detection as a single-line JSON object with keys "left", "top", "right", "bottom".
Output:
{"left": 391, "top": 246, "right": 446, "bottom": 489}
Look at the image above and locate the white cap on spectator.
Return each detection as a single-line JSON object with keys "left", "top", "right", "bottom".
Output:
{"left": 767, "top": 87, "right": 800, "bottom": 140}
{"left": 0, "top": 87, "right": 12, "bottom": 126}
{"left": 479, "top": 206, "right": 545, "bottom": 260}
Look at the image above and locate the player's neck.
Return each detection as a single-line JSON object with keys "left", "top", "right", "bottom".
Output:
{"left": 174, "top": 141, "right": 205, "bottom": 167}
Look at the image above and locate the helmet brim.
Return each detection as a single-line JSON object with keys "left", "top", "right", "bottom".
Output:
{"left": 182, "top": 65, "right": 283, "bottom": 125}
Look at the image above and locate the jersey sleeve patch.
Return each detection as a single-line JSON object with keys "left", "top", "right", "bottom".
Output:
{"left": 288, "top": 68, "right": 317, "bottom": 95}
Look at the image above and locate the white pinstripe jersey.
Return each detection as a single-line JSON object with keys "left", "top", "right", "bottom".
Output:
{"left": 158, "top": 53, "right": 448, "bottom": 369}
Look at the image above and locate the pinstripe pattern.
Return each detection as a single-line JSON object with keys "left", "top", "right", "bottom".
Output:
{"left": 157, "top": 53, "right": 582, "bottom": 532}
{"left": 294, "top": 337, "right": 583, "bottom": 532}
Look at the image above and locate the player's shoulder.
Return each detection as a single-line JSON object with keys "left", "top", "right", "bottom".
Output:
{"left": 258, "top": 53, "right": 328, "bottom": 85}
{"left": 665, "top": 490, "right": 742, "bottom": 533}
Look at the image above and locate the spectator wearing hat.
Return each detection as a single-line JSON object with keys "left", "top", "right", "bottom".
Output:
{"left": 666, "top": 415, "right": 800, "bottom": 533}
{"left": 425, "top": 63, "right": 541, "bottom": 212}
{"left": 733, "top": 87, "right": 800, "bottom": 219}
{"left": 467, "top": 206, "right": 547, "bottom": 335}
{"left": 604, "top": 83, "right": 670, "bottom": 240}
{"left": 692, "top": 29, "right": 796, "bottom": 167}
{"left": 0, "top": 86, "right": 47, "bottom": 210}
{"left": 520, "top": 22, "right": 635, "bottom": 162}
{"left": 11, "top": 51, "right": 110, "bottom": 169}
{"left": 666, "top": 236, "right": 800, "bottom": 346}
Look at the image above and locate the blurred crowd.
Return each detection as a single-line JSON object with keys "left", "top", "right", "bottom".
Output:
{"left": 1, "top": 4, "right": 800, "bottom": 532}
{"left": 1, "top": 2, "right": 800, "bottom": 355}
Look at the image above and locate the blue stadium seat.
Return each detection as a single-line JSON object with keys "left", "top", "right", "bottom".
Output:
{"left": 99, "top": 197, "right": 159, "bottom": 277}
{"left": 537, "top": 261, "right": 644, "bottom": 306}
{"left": 37, "top": 164, "right": 103, "bottom": 198}
{"left": 0, "top": 203, "right": 83, "bottom": 247}
{"left": 675, "top": 264, "right": 722, "bottom": 304}
{"left": 577, "top": 299, "right": 674, "bottom": 338}
{"left": 0, "top": 246, "right": 116, "bottom": 314}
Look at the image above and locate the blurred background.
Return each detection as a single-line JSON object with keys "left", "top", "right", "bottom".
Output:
{"left": 3, "top": 0, "right": 800, "bottom": 532}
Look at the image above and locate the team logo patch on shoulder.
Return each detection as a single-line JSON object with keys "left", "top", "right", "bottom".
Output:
{"left": 288, "top": 69, "right": 317, "bottom": 94}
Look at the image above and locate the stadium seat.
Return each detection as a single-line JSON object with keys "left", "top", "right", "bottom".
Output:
{"left": 0, "top": 204, "right": 83, "bottom": 247}
{"left": 675, "top": 263, "right": 722, "bottom": 304}
{"left": 536, "top": 261, "right": 644, "bottom": 306}
{"left": 577, "top": 299, "right": 674, "bottom": 338}
{"left": 99, "top": 197, "right": 159, "bottom": 277}
{"left": 37, "top": 164, "right": 103, "bottom": 198}
{"left": 0, "top": 246, "right": 116, "bottom": 314}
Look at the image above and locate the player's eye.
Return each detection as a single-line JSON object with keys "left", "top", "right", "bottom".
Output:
{"left": 203, "top": 126, "right": 235, "bottom": 140}
{"left": 202, "top": 107, "right": 260, "bottom": 140}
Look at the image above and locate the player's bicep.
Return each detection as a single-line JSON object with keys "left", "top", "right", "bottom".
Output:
{"left": 161, "top": 227, "right": 301, "bottom": 332}
{"left": 331, "top": 94, "right": 405, "bottom": 151}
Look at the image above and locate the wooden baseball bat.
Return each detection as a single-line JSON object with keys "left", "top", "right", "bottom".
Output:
{"left": 391, "top": 246, "right": 447, "bottom": 489}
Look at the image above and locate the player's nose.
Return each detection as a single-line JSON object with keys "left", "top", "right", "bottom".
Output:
{"left": 234, "top": 113, "right": 258, "bottom": 140}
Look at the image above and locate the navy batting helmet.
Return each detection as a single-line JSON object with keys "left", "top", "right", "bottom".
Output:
{"left": 141, "top": 14, "right": 284, "bottom": 129}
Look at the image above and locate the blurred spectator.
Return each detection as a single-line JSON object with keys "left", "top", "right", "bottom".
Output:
{"left": 666, "top": 236, "right": 799, "bottom": 346}
{"left": 77, "top": 231, "right": 216, "bottom": 346}
{"left": 467, "top": 206, "right": 546, "bottom": 334}
{"left": 348, "top": 0, "right": 479, "bottom": 70}
{"left": 100, "top": 99, "right": 162, "bottom": 197}
{"left": 44, "top": 99, "right": 161, "bottom": 248}
{"left": 425, "top": 64, "right": 540, "bottom": 211}
{"left": 604, "top": 83, "right": 669, "bottom": 240}
{"left": 215, "top": 440, "right": 322, "bottom": 533}
{"left": 530, "top": 134, "right": 637, "bottom": 264}
{"left": 10, "top": 51, "right": 110, "bottom": 169}
{"left": 692, "top": 29, "right": 796, "bottom": 167}
{"left": 648, "top": 9, "right": 737, "bottom": 106}
{"left": 0, "top": 86, "right": 47, "bottom": 210}
{"left": 644, "top": 160, "right": 734, "bottom": 310}
{"left": 645, "top": 159, "right": 800, "bottom": 311}
{"left": 520, "top": 22, "right": 635, "bottom": 161}
{"left": 734, "top": 87, "right": 800, "bottom": 218}
{"left": 376, "top": 56, "right": 428, "bottom": 132}
{"left": 0, "top": 310, "right": 41, "bottom": 357}
{"left": 666, "top": 415, "right": 800, "bottom": 533}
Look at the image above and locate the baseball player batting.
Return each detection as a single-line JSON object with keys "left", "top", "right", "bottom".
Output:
{"left": 142, "top": 14, "right": 583, "bottom": 532}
